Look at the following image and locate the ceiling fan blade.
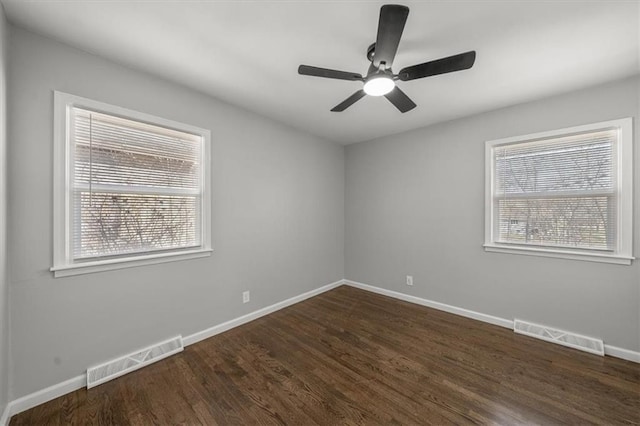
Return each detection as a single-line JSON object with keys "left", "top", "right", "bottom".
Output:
{"left": 373, "top": 4, "right": 409, "bottom": 69}
{"left": 331, "top": 90, "right": 367, "bottom": 112}
{"left": 298, "top": 65, "right": 363, "bottom": 81}
{"left": 384, "top": 87, "right": 416, "bottom": 113}
{"left": 398, "top": 51, "right": 476, "bottom": 81}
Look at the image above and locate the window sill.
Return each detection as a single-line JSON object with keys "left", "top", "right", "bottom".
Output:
{"left": 51, "top": 249, "right": 213, "bottom": 277}
{"left": 483, "top": 244, "right": 633, "bottom": 265}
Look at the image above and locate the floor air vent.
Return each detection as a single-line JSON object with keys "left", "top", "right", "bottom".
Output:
{"left": 514, "top": 319, "right": 604, "bottom": 356}
{"left": 87, "top": 335, "right": 184, "bottom": 389}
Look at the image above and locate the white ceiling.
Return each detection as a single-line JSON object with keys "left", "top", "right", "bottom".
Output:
{"left": 2, "top": 0, "right": 639, "bottom": 144}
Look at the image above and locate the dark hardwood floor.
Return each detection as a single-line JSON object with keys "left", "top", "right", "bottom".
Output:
{"left": 10, "top": 286, "right": 640, "bottom": 425}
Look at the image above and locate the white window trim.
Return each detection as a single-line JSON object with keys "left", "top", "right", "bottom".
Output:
{"left": 52, "top": 91, "right": 212, "bottom": 277}
{"left": 484, "top": 118, "right": 634, "bottom": 265}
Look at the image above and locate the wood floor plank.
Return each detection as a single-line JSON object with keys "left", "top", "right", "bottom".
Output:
{"left": 10, "top": 286, "right": 640, "bottom": 425}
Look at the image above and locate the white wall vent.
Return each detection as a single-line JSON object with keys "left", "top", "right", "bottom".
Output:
{"left": 514, "top": 319, "right": 604, "bottom": 356}
{"left": 87, "top": 335, "right": 184, "bottom": 389}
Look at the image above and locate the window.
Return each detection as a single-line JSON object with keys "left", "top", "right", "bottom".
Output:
{"left": 52, "top": 92, "right": 211, "bottom": 277}
{"left": 484, "top": 118, "right": 633, "bottom": 265}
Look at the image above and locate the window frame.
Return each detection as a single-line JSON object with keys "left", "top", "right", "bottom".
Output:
{"left": 52, "top": 91, "right": 212, "bottom": 277}
{"left": 484, "top": 118, "right": 633, "bottom": 265}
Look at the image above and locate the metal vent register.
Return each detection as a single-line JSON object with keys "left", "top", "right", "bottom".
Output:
{"left": 87, "top": 336, "right": 184, "bottom": 388}
{"left": 514, "top": 319, "right": 604, "bottom": 356}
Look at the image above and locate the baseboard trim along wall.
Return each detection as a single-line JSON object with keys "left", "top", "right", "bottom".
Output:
{"left": 182, "top": 279, "right": 344, "bottom": 346}
{"left": 604, "top": 345, "right": 640, "bottom": 363}
{"left": 1, "top": 279, "right": 344, "bottom": 424}
{"left": 0, "top": 404, "right": 10, "bottom": 426}
{"left": 5, "top": 374, "right": 86, "bottom": 422}
{"left": 3, "top": 278, "right": 639, "bottom": 424}
{"left": 344, "top": 279, "right": 514, "bottom": 329}
{"left": 343, "top": 279, "right": 640, "bottom": 363}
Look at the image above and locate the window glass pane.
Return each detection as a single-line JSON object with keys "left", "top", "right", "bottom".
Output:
{"left": 497, "top": 196, "right": 615, "bottom": 250}
{"left": 73, "top": 192, "right": 200, "bottom": 259}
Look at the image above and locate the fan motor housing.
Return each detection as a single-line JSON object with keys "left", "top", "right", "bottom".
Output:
{"left": 367, "top": 43, "right": 376, "bottom": 62}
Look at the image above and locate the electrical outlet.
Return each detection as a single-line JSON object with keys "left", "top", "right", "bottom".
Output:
{"left": 406, "top": 275, "right": 413, "bottom": 286}
{"left": 242, "top": 291, "right": 250, "bottom": 303}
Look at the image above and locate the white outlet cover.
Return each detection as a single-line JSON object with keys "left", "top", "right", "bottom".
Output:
{"left": 406, "top": 276, "right": 413, "bottom": 286}
{"left": 243, "top": 291, "right": 250, "bottom": 303}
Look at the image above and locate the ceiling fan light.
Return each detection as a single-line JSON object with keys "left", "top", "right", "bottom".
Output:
{"left": 363, "top": 76, "right": 395, "bottom": 96}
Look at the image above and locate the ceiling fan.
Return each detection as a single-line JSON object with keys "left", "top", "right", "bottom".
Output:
{"left": 298, "top": 4, "right": 476, "bottom": 113}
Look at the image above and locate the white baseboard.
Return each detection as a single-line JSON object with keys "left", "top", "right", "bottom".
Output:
{"left": 604, "top": 344, "right": 640, "bottom": 363}
{"left": 344, "top": 279, "right": 640, "bottom": 364}
{"left": 183, "top": 279, "right": 344, "bottom": 346}
{"left": 0, "top": 403, "right": 10, "bottom": 426}
{"left": 344, "top": 279, "right": 514, "bottom": 329}
{"left": 3, "top": 374, "right": 85, "bottom": 425}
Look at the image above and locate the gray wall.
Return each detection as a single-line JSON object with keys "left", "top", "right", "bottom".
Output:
{"left": 346, "top": 76, "right": 640, "bottom": 352}
{"left": 0, "top": 3, "right": 9, "bottom": 418}
{"left": 7, "top": 26, "right": 344, "bottom": 399}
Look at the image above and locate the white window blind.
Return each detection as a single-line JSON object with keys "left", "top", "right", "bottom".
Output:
{"left": 71, "top": 108, "right": 203, "bottom": 260}
{"left": 484, "top": 118, "right": 633, "bottom": 265}
{"left": 494, "top": 130, "right": 616, "bottom": 251}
